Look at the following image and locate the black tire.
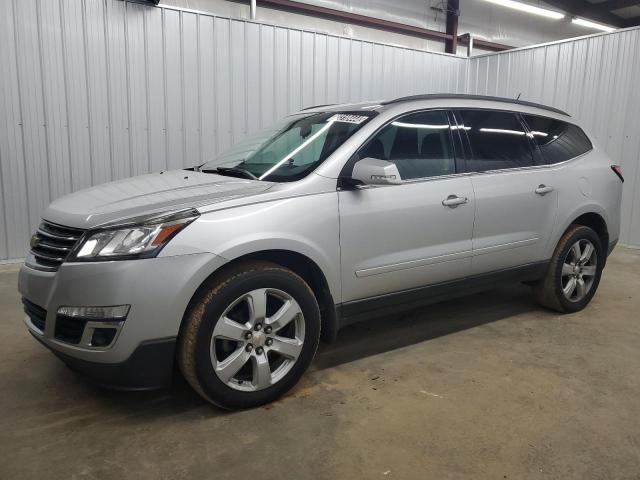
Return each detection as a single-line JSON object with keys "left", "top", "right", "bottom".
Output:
{"left": 178, "top": 260, "right": 321, "bottom": 409}
{"left": 533, "top": 225, "right": 604, "bottom": 313}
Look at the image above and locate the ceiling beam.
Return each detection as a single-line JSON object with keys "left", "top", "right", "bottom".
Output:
{"left": 258, "top": 0, "right": 453, "bottom": 41}
{"left": 125, "top": 0, "right": 160, "bottom": 5}
{"left": 258, "top": 0, "right": 514, "bottom": 52}
{"left": 607, "top": 0, "right": 640, "bottom": 11}
{"left": 457, "top": 34, "right": 512, "bottom": 52}
{"left": 542, "top": 0, "right": 630, "bottom": 27}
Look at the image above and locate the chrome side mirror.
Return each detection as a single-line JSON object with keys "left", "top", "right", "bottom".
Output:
{"left": 351, "top": 158, "right": 402, "bottom": 186}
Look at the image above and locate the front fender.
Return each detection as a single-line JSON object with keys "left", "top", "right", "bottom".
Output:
{"left": 161, "top": 194, "right": 342, "bottom": 302}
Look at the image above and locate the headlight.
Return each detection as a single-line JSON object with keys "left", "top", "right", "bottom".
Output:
{"left": 70, "top": 208, "right": 199, "bottom": 261}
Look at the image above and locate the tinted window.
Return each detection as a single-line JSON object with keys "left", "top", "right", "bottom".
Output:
{"left": 522, "top": 115, "right": 592, "bottom": 164}
{"left": 359, "top": 110, "right": 455, "bottom": 180}
{"left": 456, "top": 110, "right": 536, "bottom": 172}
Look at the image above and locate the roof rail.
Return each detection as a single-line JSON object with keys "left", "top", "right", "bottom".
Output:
{"left": 300, "top": 103, "right": 337, "bottom": 111}
{"left": 382, "top": 94, "right": 570, "bottom": 117}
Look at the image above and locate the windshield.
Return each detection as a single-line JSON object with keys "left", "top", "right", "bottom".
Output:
{"left": 200, "top": 111, "right": 374, "bottom": 182}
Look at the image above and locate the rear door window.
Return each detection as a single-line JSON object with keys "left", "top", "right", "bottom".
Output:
{"left": 455, "top": 110, "right": 538, "bottom": 172}
{"left": 522, "top": 115, "right": 593, "bottom": 164}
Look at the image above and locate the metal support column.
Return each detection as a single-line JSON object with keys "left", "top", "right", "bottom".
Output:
{"left": 444, "top": 0, "right": 460, "bottom": 54}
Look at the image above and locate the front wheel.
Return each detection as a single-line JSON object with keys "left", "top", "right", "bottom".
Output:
{"left": 533, "top": 225, "right": 604, "bottom": 313}
{"left": 178, "top": 261, "right": 321, "bottom": 409}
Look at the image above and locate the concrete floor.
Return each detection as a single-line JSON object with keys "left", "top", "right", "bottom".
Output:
{"left": 1, "top": 248, "right": 639, "bottom": 479}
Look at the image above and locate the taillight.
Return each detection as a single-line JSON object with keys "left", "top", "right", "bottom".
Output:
{"left": 611, "top": 165, "right": 624, "bottom": 183}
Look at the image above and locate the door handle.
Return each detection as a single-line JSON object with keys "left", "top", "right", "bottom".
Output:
{"left": 442, "top": 194, "right": 468, "bottom": 208}
{"left": 535, "top": 184, "right": 554, "bottom": 195}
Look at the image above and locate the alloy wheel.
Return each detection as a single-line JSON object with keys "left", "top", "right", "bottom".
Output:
{"left": 210, "top": 288, "right": 305, "bottom": 391}
{"left": 561, "top": 239, "right": 598, "bottom": 302}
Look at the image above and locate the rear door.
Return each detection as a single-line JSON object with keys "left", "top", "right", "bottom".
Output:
{"left": 454, "top": 109, "right": 558, "bottom": 274}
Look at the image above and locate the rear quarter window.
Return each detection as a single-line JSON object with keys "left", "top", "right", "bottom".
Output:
{"left": 522, "top": 115, "right": 593, "bottom": 164}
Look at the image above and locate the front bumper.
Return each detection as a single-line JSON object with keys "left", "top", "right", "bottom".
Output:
{"left": 31, "top": 332, "right": 177, "bottom": 390}
{"left": 19, "top": 252, "right": 227, "bottom": 387}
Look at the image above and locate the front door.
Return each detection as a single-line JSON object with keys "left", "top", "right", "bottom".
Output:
{"left": 338, "top": 110, "right": 475, "bottom": 303}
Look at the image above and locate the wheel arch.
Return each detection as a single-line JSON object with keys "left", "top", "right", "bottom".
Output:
{"left": 553, "top": 208, "right": 610, "bottom": 262}
{"left": 183, "top": 249, "right": 339, "bottom": 344}
{"left": 570, "top": 212, "right": 609, "bottom": 253}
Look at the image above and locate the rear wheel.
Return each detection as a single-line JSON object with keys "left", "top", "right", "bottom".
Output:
{"left": 178, "top": 261, "right": 321, "bottom": 409}
{"left": 533, "top": 225, "right": 603, "bottom": 313}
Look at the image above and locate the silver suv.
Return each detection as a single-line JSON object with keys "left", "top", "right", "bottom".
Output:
{"left": 19, "top": 94, "right": 623, "bottom": 409}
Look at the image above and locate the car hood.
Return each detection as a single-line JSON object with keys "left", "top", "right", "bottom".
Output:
{"left": 43, "top": 170, "right": 274, "bottom": 229}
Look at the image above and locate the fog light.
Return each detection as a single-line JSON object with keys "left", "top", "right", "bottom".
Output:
{"left": 56, "top": 305, "right": 130, "bottom": 319}
{"left": 54, "top": 306, "right": 128, "bottom": 349}
{"left": 91, "top": 328, "right": 118, "bottom": 347}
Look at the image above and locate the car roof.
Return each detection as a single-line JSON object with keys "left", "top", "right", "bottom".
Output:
{"left": 383, "top": 94, "right": 570, "bottom": 116}
{"left": 300, "top": 94, "right": 570, "bottom": 118}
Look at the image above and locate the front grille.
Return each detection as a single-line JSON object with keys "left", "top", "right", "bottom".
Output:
{"left": 29, "top": 220, "right": 85, "bottom": 271}
{"left": 54, "top": 315, "right": 88, "bottom": 344}
{"left": 22, "top": 298, "right": 47, "bottom": 332}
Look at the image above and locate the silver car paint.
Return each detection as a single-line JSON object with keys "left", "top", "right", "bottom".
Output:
{"left": 338, "top": 175, "right": 475, "bottom": 301}
{"left": 18, "top": 97, "right": 622, "bottom": 365}
{"left": 469, "top": 166, "right": 559, "bottom": 274}
{"left": 42, "top": 169, "right": 275, "bottom": 229}
{"left": 19, "top": 253, "right": 226, "bottom": 363}
{"left": 165, "top": 177, "right": 342, "bottom": 299}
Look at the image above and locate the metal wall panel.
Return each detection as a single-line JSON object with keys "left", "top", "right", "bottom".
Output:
{"left": 0, "top": 0, "right": 466, "bottom": 261}
{"left": 468, "top": 28, "right": 640, "bottom": 247}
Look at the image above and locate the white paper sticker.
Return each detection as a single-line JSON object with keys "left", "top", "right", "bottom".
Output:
{"left": 328, "top": 114, "right": 369, "bottom": 125}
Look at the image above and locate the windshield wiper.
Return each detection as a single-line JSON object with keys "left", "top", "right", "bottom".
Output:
{"left": 202, "top": 167, "right": 259, "bottom": 180}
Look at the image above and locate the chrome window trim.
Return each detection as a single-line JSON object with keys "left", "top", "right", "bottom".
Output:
{"left": 465, "top": 147, "right": 593, "bottom": 176}
{"left": 547, "top": 148, "right": 593, "bottom": 167}
{"left": 352, "top": 170, "right": 472, "bottom": 189}
{"left": 354, "top": 147, "right": 594, "bottom": 188}
{"left": 401, "top": 171, "right": 473, "bottom": 184}
{"left": 466, "top": 163, "right": 551, "bottom": 176}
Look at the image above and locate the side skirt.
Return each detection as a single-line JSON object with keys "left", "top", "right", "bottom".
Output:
{"left": 336, "top": 261, "right": 549, "bottom": 328}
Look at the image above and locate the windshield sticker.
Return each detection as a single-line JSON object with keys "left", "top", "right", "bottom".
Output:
{"left": 328, "top": 114, "right": 369, "bottom": 125}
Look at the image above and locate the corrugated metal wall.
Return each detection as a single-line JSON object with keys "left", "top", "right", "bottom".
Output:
{"left": 0, "top": 0, "right": 467, "bottom": 261}
{"left": 8, "top": 1, "right": 636, "bottom": 258}
{"left": 467, "top": 28, "right": 640, "bottom": 247}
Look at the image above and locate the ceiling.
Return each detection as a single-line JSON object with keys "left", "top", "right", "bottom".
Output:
{"left": 543, "top": 0, "right": 640, "bottom": 27}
